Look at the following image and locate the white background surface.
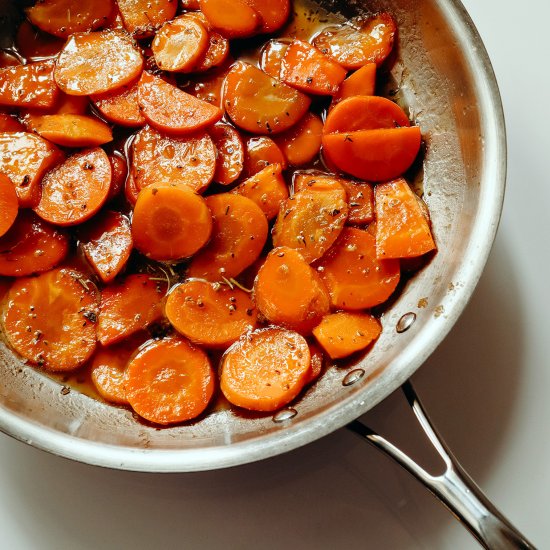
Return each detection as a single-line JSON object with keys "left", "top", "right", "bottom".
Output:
{"left": 1, "top": 0, "right": 549, "bottom": 548}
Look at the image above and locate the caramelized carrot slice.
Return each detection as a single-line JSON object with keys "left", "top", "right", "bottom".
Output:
{"left": 0, "top": 132, "right": 64, "bottom": 208}
{"left": 221, "top": 327, "right": 310, "bottom": 412}
{"left": 224, "top": 62, "right": 311, "bottom": 135}
{"left": 260, "top": 39, "right": 290, "bottom": 79}
{"left": 132, "top": 185, "right": 212, "bottom": 261}
{"left": 281, "top": 40, "right": 346, "bottom": 96}
{"left": 210, "top": 123, "right": 245, "bottom": 185}
{"left": 0, "top": 211, "right": 69, "bottom": 277}
{"left": 273, "top": 112, "right": 323, "bottom": 166}
{"left": 375, "top": 178, "right": 436, "bottom": 259}
{"left": 185, "top": 13, "right": 230, "bottom": 72}
{"left": 0, "top": 113, "right": 25, "bottom": 132}
{"left": 3, "top": 268, "right": 98, "bottom": 371}
{"left": 165, "top": 280, "right": 257, "bottom": 348}
{"left": 31, "top": 114, "right": 113, "bottom": 147}
{"left": 305, "top": 341, "right": 324, "bottom": 385}
{"left": 315, "top": 227, "right": 400, "bottom": 309}
{"left": 98, "top": 274, "right": 167, "bottom": 346}
{"left": 152, "top": 16, "right": 209, "bottom": 72}
{"left": 187, "top": 194, "right": 268, "bottom": 281}
{"left": 55, "top": 30, "right": 144, "bottom": 96}
{"left": 34, "top": 148, "right": 111, "bottom": 226}
{"left": 92, "top": 80, "right": 146, "bottom": 127}
{"left": 292, "top": 171, "right": 345, "bottom": 194}
{"left": 0, "top": 173, "right": 18, "bottom": 237}
{"left": 246, "top": 0, "right": 290, "bottom": 34}
{"left": 80, "top": 211, "right": 133, "bottom": 283}
{"left": 272, "top": 187, "right": 348, "bottom": 263}
{"left": 187, "top": 65, "right": 230, "bottom": 109}
{"left": 244, "top": 136, "right": 287, "bottom": 177}
{"left": 117, "top": 0, "right": 177, "bottom": 38}
{"left": 199, "top": 0, "right": 260, "bottom": 38}
{"left": 132, "top": 126, "right": 216, "bottom": 193}
{"left": 313, "top": 312, "right": 382, "bottom": 359}
{"left": 125, "top": 336, "right": 215, "bottom": 424}
{"left": 26, "top": 0, "right": 114, "bottom": 39}
{"left": 231, "top": 164, "right": 288, "bottom": 220}
{"left": 15, "top": 20, "right": 64, "bottom": 60}
{"left": 333, "top": 63, "right": 376, "bottom": 105}
{"left": 322, "top": 127, "right": 422, "bottom": 182}
{"left": 106, "top": 152, "right": 127, "bottom": 202}
{"left": 0, "top": 60, "right": 59, "bottom": 109}
{"left": 255, "top": 247, "right": 330, "bottom": 333}
{"left": 313, "top": 13, "right": 396, "bottom": 70}
{"left": 138, "top": 72, "right": 222, "bottom": 136}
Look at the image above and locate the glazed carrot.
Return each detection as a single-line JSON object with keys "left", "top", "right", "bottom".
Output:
{"left": 2, "top": 268, "right": 98, "bottom": 371}
{"left": 132, "top": 126, "right": 216, "bottom": 193}
{"left": 125, "top": 336, "right": 215, "bottom": 424}
{"left": 312, "top": 312, "right": 382, "bottom": 359}
{"left": 165, "top": 280, "right": 257, "bottom": 348}
{"left": 224, "top": 62, "right": 311, "bottom": 135}
{"left": 152, "top": 16, "right": 209, "bottom": 73}
{"left": 0, "top": 211, "right": 69, "bottom": 277}
{"left": 245, "top": 0, "right": 290, "bottom": 34}
{"left": 315, "top": 227, "right": 400, "bottom": 309}
{"left": 98, "top": 274, "right": 167, "bottom": 346}
{"left": 132, "top": 186, "right": 212, "bottom": 261}
{"left": 187, "top": 194, "right": 268, "bottom": 281}
{"left": 210, "top": 123, "right": 245, "bottom": 185}
{"left": 199, "top": 0, "right": 260, "bottom": 38}
{"left": 220, "top": 327, "right": 310, "bottom": 412}
{"left": 305, "top": 341, "right": 324, "bottom": 385}
{"left": 244, "top": 136, "right": 287, "bottom": 177}
{"left": 292, "top": 171, "right": 345, "bottom": 194}
{"left": 272, "top": 187, "right": 349, "bottom": 263}
{"left": 322, "top": 127, "right": 422, "bottom": 182}
{"left": 255, "top": 247, "right": 330, "bottom": 333}
{"left": 0, "top": 113, "right": 24, "bottom": 132}
{"left": 185, "top": 13, "right": 230, "bottom": 72}
{"left": 187, "top": 65, "right": 231, "bottom": 109}
{"left": 55, "top": 30, "right": 144, "bottom": 96}
{"left": 138, "top": 72, "right": 223, "bottom": 135}
{"left": 260, "top": 39, "right": 290, "bottom": 78}
{"left": 124, "top": 171, "right": 140, "bottom": 206}
{"left": 375, "top": 178, "right": 436, "bottom": 259}
{"left": 281, "top": 40, "right": 346, "bottom": 95}
{"left": 180, "top": 0, "right": 200, "bottom": 9}
{"left": 0, "top": 132, "right": 64, "bottom": 208}
{"left": 31, "top": 114, "right": 113, "bottom": 147}
{"left": 333, "top": 63, "right": 376, "bottom": 105}
{"left": 0, "top": 173, "right": 19, "bottom": 237}
{"left": 26, "top": 0, "right": 114, "bottom": 39}
{"left": 106, "top": 152, "right": 127, "bottom": 202}
{"left": 92, "top": 80, "right": 146, "bottom": 127}
{"left": 273, "top": 112, "right": 323, "bottom": 166}
{"left": 313, "top": 13, "right": 396, "bottom": 70}
{"left": 80, "top": 211, "right": 133, "bottom": 283}
{"left": 0, "top": 60, "right": 59, "bottom": 109}
{"left": 117, "top": 0, "right": 177, "bottom": 38}
{"left": 231, "top": 164, "right": 288, "bottom": 220}
{"left": 15, "top": 20, "right": 64, "bottom": 60}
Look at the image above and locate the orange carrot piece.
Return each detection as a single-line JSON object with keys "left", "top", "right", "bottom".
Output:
{"left": 184, "top": 13, "right": 230, "bottom": 72}
{"left": 0, "top": 113, "right": 25, "bottom": 132}
{"left": 305, "top": 341, "right": 324, "bottom": 385}
{"left": 231, "top": 164, "right": 288, "bottom": 220}
{"left": 165, "top": 280, "right": 257, "bottom": 348}
{"left": 199, "top": 0, "right": 260, "bottom": 38}
{"left": 92, "top": 80, "right": 146, "bottom": 127}
{"left": 315, "top": 227, "right": 400, "bottom": 309}
{"left": 187, "top": 65, "right": 231, "bottom": 109}
{"left": 31, "top": 114, "right": 113, "bottom": 147}
{"left": 254, "top": 247, "right": 330, "bottom": 333}
{"left": 292, "top": 171, "right": 346, "bottom": 194}
{"left": 106, "top": 152, "right": 127, "bottom": 202}
{"left": 125, "top": 336, "right": 215, "bottom": 424}
{"left": 221, "top": 327, "right": 310, "bottom": 412}
{"left": 132, "top": 185, "right": 212, "bottom": 261}
{"left": 98, "top": 274, "right": 167, "bottom": 346}
{"left": 260, "top": 39, "right": 290, "bottom": 78}
{"left": 180, "top": 0, "right": 200, "bottom": 9}
{"left": 15, "top": 20, "right": 64, "bottom": 60}
{"left": 333, "top": 63, "right": 376, "bottom": 105}
{"left": 0, "top": 60, "right": 59, "bottom": 109}
{"left": 375, "top": 178, "right": 436, "bottom": 259}
{"left": 80, "top": 211, "right": 133, "bottom": 283}
{"left": 245, "top": 0, "right": 290, "bottom": 34}
{"left": 55, "top": 30, "right": 144, "bottom": 96}
{"left": 210, "top": 123, "right": 245, "bottom": 185}
{"left": 223, "top": 62, "right": 311, "bottom": 135}
{"left": 0, "top": 211, "right": 69, "bottom": 277}
{"left": 0, "top": 173, "right": 19, "bottom": 237}
{"left": 3, "top": 268, "right": 98, "bottom": 371}
{"left": 187, "top": 194, "right": 268, "bottom": 281}
{"left": 124, "top": 171, "right": 140, "bottom": 206}
{"left": 117, "top": 0, "right": 177, "bottom": 38}
{"left": 312, "top": 312, "right": 382, "bottom": 359}
{"left": 244, "top": 136, "right": 287, "bottom": 177}
{"left": 313, "top": 13, "right": 396, "bottom": 70}
{"left": 273, "top": 112, "right": 323, "bottom": 166}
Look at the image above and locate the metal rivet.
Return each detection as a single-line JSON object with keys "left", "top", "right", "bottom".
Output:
{"left": 273, "top": 408, "right": 298, "bottom": 423}
{"left": 343, "top": 369, "right": 365, "bottom": 387}
{"left": 396, "top": 312, "right": 417, "bottom": 333}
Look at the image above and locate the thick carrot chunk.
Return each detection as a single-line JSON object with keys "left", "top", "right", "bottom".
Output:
{"left": 244, "top": 136, "right": 287, "bottom": 177}
{"left": 92, "top": 81, "right": 146, "bottom": 127}
{"left": 31, "top": 114, "right": 113, "bottom": 147}
{"left": 273, "top": 112, "right": 323, "bottom": 166}
{"left": 210, "top": 123, "right": 245, "bottom": 185}
{"left": 260, "top": 39, "right": 290, "bottom": 79}
{"left": 117, "top": 0, "right": 177, "bottom": 38}
{"left": 245, "top": 0, "right": 290, "bottom": 34}
{"left": 0, "top": 173, "right": 19, "bottom": 237}
{"left": 333, "top": 63, "right": 376, "bottom": 105}
{"left": 199, "top": 0, "right": 260, "bottom": 38}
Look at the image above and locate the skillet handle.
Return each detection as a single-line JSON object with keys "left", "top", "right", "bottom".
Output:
{"left": 347, "top": 381, "right": 535, "bottom": 549}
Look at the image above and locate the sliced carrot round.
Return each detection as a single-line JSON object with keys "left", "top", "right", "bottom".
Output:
{"left": 224, "top": 62, "right": 311, "bottom": 135}
{"left": 0, "top": 113, "right": 25, "bottom": 132}
{"left": 273, "top": 112, "right": 323, "bottom": 166}
{"left": 55, "top": 30, "right": 144, "bottom": 96}
{"left": 260, "top": 39, "right": 290, "bottom": 79}
{"left": 3, "top": 268, "right": 98, "bottom": 371}
{"left": 255, "top": 247, "right": 330, "bottom": 333}
{"left": 315, "top": 227, "right": 400, "bottom": 310}
{"left": 192, "top": 26, "right": 230, "bottom": 72}
{"left": 313, "top": 13, "right": 396, "bottom": 70}
{"left": 199, "top": 0, "right": 260, "bottom": 38}
{"left": 15, "top": 20, "right": 64, "bottom": 60}
{"left": 187, "top": 194, "right": 268, "bottom": 281}
{"left": 34, "top": 148, "right": 111, "bottom": 226}
{"left": 0, "top": 173, "right": 19, "bottom": 237}
{"left": 31, "top": 114, "right": 113, "bottom": 147}
{"left": 292, "top": 171, "right": 345, "bottom": 193}
{"left": 132, "top": 125, "right": 216, "bottom": 193}
{"left": 244, "top": 136, "right": 287, "bottom": 177}
{"left": 187, "top": 65, "right": 230, "bottom": 109}
{"left": 166, "top": 280, "right": 257, "bottom": 348}
{"left": 210, "top": 123, "right": 245, "bottom": 185}
{"left": 117, "top": 0, "right": 178, "bottom": 38}
{"left": 126, "top": 336, "right": 215, "bottom": 425}
{"left": 0, "top": 211, "right": 69, "bottom": 277}
{"left": 106, "top": 152, "right": 127, "bottom": 202}
{"left": 332, "top": 62, "right": 376, "bottom": 105}
{"left": 132, "top": 185, "right": 212, "bottom": 262}
{"left": 92, "top": 80, "right": 146, "bottom": 127}
{"left": 221, "top": 327, "right": 310, "bottom": 412}
{"left": 98, "top": 274, "right": 167, "bottom": 346}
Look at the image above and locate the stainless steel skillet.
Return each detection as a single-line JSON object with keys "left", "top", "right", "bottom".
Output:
{"left": 0, "top": 0, "right": 534, "bottom": 547}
